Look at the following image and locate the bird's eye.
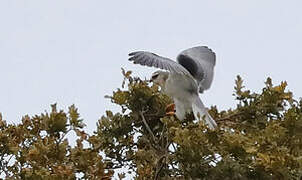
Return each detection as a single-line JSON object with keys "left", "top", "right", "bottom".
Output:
{"left": 152, "top": 74, "right": 159, "bottom": 79}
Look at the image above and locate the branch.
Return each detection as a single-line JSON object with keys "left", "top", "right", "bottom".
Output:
{"left": 154, "top": 155, "right": 166, "bottom": 180}
{"left": 139, "top": 111, "right": 157, "bottom": 144}
{"left": 171, "top": 143, "right": 177, "bottom": 152}
{"left": 159, "top": 124, "right": 166, "bottom": 146}
{"left": 217, "top": 111, "right": 244, "bottom": 123}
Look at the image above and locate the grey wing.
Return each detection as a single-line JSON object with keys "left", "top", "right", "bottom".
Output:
{"left": 129, "top": 51, "right": 191, "bottom": 76}
{"left": 177, "top": 46, "right": 216, "bottom": 92}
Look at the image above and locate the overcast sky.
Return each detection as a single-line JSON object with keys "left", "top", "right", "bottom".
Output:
{"left": 1, "top": 1, "right": 301, "bottom": 134}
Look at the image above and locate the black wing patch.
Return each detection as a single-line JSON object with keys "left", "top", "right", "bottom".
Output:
{"left": 177, "top": 54, "right": 199, "bottom": 78}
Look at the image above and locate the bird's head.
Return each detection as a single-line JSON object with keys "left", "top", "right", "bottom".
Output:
{"left": 150, "top": 70, "right": 169, "bottom": 87}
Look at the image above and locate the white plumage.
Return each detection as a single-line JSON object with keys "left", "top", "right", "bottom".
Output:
{"left": 129, "top": 46, "right": 217, "bottom": 130}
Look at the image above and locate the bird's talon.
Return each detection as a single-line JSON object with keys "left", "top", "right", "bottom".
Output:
{"left": 165, "top": 103, "right": 175, "bottom": 112}
{"left": 165, "top": 103, "right": 176, "bottom": 116}
{"left": 166, "top": 111, "right": 176, "bottom": 116}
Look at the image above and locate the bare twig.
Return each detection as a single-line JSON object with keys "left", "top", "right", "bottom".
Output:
{"left": 217, "top": 112, "right": 244, "bottom": 122}
{"left": 171, "top": 143, "right": 177, "bottom": 152}
{"left": 144, "top": 113, "right": 164, "bottom": 118}
{"left": 154, "top": 155, "right": 166, "bottom": 180}
{"left": 139, "top": 111, "right": 157, "bottom": 144}
{"left": 159, "top": 124, "right": 166, "bottom": 145}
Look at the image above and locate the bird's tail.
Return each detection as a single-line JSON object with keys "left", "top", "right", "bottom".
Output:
{"left": 192, "top": 97, "right": 217, "bottom": 130}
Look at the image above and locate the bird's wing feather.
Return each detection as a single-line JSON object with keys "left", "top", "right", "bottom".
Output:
{"left": 129, "top": 51, "right": 191, "bottom": 76}
{"left": 177, "top": 46, "right": 216, "bottom": 92}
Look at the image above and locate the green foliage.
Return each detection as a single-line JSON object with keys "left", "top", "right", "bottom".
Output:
{"left": 0, "top": 104, "right": 113, "bottom": 179}
{"left": 1, "top": 70, "right": 302, "bottom": 179}
{"left": 94, "top": 70, "right": 302, "bottom": 179}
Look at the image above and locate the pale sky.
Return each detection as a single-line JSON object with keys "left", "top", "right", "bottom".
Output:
{"left": 1, "top": 0, "right": 302, "bottom": 135}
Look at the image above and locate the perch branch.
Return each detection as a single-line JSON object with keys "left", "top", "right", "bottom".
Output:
{"left": 139, "top": 111, "right": 157, "bottom": 143}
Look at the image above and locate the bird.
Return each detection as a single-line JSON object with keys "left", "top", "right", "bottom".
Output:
{"left": 128, "top": 46, "right": 217, "bottom": 130}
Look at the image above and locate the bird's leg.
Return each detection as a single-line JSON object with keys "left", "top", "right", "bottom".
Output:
{"left": 165, "top": 103, "right": 175, "bottom": 116}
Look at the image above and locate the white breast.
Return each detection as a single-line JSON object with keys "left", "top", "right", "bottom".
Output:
{"left": 164, "top": 73, "right": 198, "bottom": 120}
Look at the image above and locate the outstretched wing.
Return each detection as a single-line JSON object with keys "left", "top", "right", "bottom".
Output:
{"left": 128, "top": 51, "right": 191, "bottom": 76}
{"left": 177, "top": 46, "right": 216, "bottom": 92}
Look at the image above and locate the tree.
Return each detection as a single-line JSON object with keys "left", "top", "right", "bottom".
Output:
{"left": 1, "top": 69, "right": 302, "bottom": 179}
{"left": 0, "top": 105, "right": 113, "bottom": 179}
